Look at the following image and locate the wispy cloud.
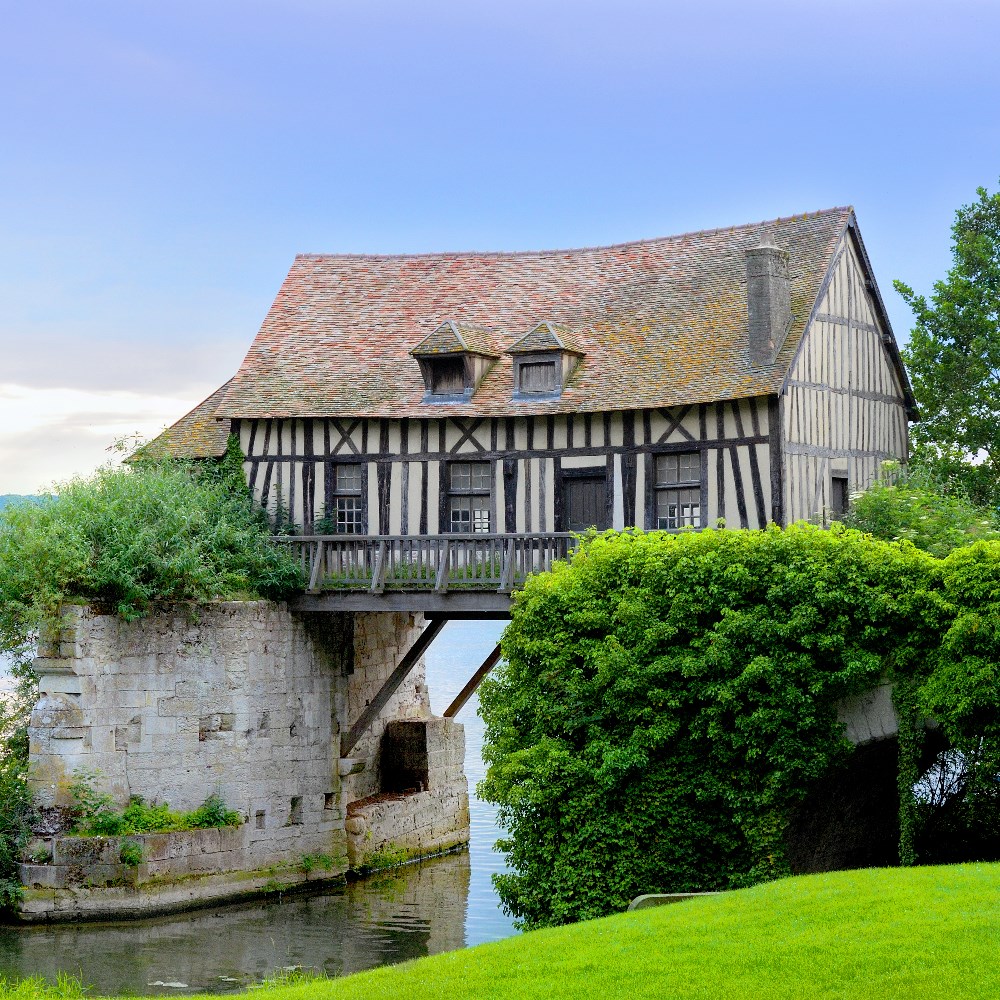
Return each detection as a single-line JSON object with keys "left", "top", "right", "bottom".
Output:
{"left": 0, "top": 383, "right": 212, "bottom": 494}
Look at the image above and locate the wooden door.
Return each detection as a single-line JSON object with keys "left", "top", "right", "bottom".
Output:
{"left": 563, "top": 474, "right": 609, "bottom": 532}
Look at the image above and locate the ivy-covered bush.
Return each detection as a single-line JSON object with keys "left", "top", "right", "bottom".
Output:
{"left": 0, "top": 658, "right": 35, "bottom": 910}
{"left": 479, "top": 525, "right": 988, "bottom": 929}
{"left": 910, "top": 542, "right": 1000, "bottom": 863}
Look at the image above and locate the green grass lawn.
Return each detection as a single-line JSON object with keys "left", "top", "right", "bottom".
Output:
{"left": 5, "top": 864, "right": 1000, "bottom": 999}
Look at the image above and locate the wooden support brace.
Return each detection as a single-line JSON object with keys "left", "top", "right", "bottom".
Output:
{"left": 341, "top": 616, "right": 448, "bottom": 757}
{"left": 443, "top": 643, "right": 503, "bottom": 719}
{"left": 307, "top": 540, "right": 325, "bottom": 595}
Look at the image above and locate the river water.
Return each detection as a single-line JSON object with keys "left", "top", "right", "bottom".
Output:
{"left": 0, "top": 621, "right": 515, "bottom": 994}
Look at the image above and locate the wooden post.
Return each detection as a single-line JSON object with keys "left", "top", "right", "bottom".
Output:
{"left": 306, "top": 540, "right": 325, "bottom": 595}
{"left": 434, "top": 540, "right": 451, "bottom": 594}
{"left": 497, "top": 538, "right": 515, "bottom": 594}
{"left": 370, "top": 540, "right": 387, "bottom": 594}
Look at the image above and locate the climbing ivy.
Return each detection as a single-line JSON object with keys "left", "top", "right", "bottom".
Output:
{"left": 479, "top": 525, "right": 1000, "bottom": 929}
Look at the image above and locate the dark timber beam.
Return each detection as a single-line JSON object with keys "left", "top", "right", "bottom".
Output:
{"left": 443, "top": 643, "right": 502, "bottom": 718}
{"left": 341, "top": 616, "right": 447, "bottom": 756}
{"left": 290, "top": 592, "right": 513, "bottom": 614}
{"left": 425, "top": 612, "right": 510, "bottom": 622}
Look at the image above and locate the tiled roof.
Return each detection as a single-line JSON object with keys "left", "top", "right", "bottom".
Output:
{"left": 139, "top": 381, "right": 233, "bottom": 459}
{"left": 411, "top": 320, "right": 499, "bottom": 357}
{"left": 507, "top": 322, "right": 582, "bottom": 355}
{"left": 215, "top": 208, "right": 864, "bottom": 419}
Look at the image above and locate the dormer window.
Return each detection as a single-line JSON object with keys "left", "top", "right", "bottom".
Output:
{"left": 410, "top": 320, "right": 498, "bottom": 403}
{"left": 431, "top": 357, "right": 466, "bottom": 395}
{"left": 519, "top": 360, "right": 558, "bottom": 394}
{"left": 506, "top": 322, "right": 584, "bottom": 400}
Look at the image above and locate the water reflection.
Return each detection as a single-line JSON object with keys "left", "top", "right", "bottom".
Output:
{"left": 0, "top": 852, "right": 470, "bottom": 994}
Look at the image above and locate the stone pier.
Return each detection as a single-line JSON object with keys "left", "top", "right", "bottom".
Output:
{"left": 19, "top": 602, "right": 470, "bottom": 922}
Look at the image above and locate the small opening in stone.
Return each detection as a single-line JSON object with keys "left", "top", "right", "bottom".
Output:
{"left": 289, "top": 796, "right": 303, "bottom": 825}
{"left": 324, "top": 792, "right": 335, "bottom": 810}
{"left": 380, "top": 720, "right": 429, "bottom": 795}
{"left": 255, "top": 810, "right": 266, "bottom": 830}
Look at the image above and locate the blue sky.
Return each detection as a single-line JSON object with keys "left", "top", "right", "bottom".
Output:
{"left": 2, "top": 0, "right": 999, "bottom": 491}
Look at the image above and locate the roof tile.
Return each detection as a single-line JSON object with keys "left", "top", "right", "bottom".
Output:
{"left": 214, "top": 208, "right": 855, "bottom": 419}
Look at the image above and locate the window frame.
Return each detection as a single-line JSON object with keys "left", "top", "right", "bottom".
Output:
{"left": 648, "top": 447, "right": 705, "bottom": 531}
{"left": 429, "top": 356, "right": 469, "bottom": 397}
{"left": 511, "top": 351, "right": 565, "bottom": 400}
{"left": 829, "top": 474, "right": 850, "bottom": 522}
{"left": 321, "top": 459, "right": 367, "bottom": 535}
{"left": 415, "top": 355, "right": 475, "bottom": 403}
{"left": 442, "top": 459, "right": 494, "bottom": 534}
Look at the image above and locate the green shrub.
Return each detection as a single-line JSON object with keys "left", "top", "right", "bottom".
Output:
{"left": 118, "top": 839, "right": 144, "bottom": 867}
{"left": 68, "top": 773, "right": 243, "bottom": 836}
{"left": 0, "top": 436, "right": 303, "bottom": 655}
{"left": 0, "top": 657, "right": 37, "bottom": 912}
{"left": 841, "top": 462, "right": 999, "bottom": 557}
{"left": 479, "top": 525, "right": 967, "bottom": 929}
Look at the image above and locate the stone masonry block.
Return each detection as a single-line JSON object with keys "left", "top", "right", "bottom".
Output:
{"left": 53, "top": 838, "right": 118, "bottom": 867}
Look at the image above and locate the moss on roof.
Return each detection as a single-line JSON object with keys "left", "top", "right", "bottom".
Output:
{"left": 216, "top": 208, "right": 863, "bottom": 419}
{"left": 137, "top": 381, "right": 233, "bottom": 460}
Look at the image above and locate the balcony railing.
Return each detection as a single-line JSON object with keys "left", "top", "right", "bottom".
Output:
{"left": 271, "top": 533, "right": 577, "bottom": 595}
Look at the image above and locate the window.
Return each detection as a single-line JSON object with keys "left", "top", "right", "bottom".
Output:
{"left": 430, "top": 357, "right": 467, "bottom": 395}
{"left": 448, "top": 461, "right": 492, "bottom": 533}
{"left": 518, "top": 360, "right": 558, "bottom": 394}
{"left": 830, "top": 476, "right": 849, "bottom": 519}
{"left": 654, "top": 452, "right": 702, "bottom": 529}
{"left": 410, "top": 321, "right": 497, "bottom": 402}
{"left": 327, "top": 463, "right": 363, "bottom": 533}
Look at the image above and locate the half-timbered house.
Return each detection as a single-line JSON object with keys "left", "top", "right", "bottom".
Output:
{"left": 19, "top": 209, "right": 919, "bottom": 921}
{"left": 156, "top": 206, "right": 914, "bottom": 548}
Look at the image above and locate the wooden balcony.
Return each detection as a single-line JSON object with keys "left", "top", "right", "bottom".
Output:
{"left": 274, "top": 533, "right": 577, "bottom": 615}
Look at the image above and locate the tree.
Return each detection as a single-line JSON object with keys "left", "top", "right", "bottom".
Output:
{"left": 897, "top": 182, "right": 1000, "bottom": 507}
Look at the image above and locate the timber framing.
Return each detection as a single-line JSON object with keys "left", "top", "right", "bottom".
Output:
{"left": 150, "top": 206, "right": 914, "bottom": 553}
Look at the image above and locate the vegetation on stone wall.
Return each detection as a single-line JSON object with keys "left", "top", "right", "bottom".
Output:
{"left": 0, "top": 437, "right": 300, "bottom": 910}
{"left": 68, "top": 772, "right": 242, "bottom": 836}
{"left": 480, "top": 524, "right": 1000, "bottom": 929}
{"left": 0, "top": 657, "right": 35, "bottom": 910}
{"left": 0, "top": 437, "right": 302, "bottom": 657}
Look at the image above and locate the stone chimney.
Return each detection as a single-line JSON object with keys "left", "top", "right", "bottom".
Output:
{"left": 746, "top": 236, "right": 792, "bottom": 367}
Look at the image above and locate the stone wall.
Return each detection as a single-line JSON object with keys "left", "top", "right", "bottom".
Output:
{"left": 29, "top": 603, "right": 350, "bottom": 871}
{"left": 345, "top": 718, "right": 469, "bottom": 869}
{"left": 23, "top": 602, "right": 470, "bottom": 921}
{"left": 338, "top": 612, "right": 431, "bottom": 804}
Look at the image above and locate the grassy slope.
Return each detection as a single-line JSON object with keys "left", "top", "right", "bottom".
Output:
{"left": 5, "top": 864, "right": 1000, "bottom": 999}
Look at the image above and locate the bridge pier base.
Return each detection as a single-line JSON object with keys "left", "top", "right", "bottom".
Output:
{"left": 19, "top": 602, "right": 470, "bottom": 922}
